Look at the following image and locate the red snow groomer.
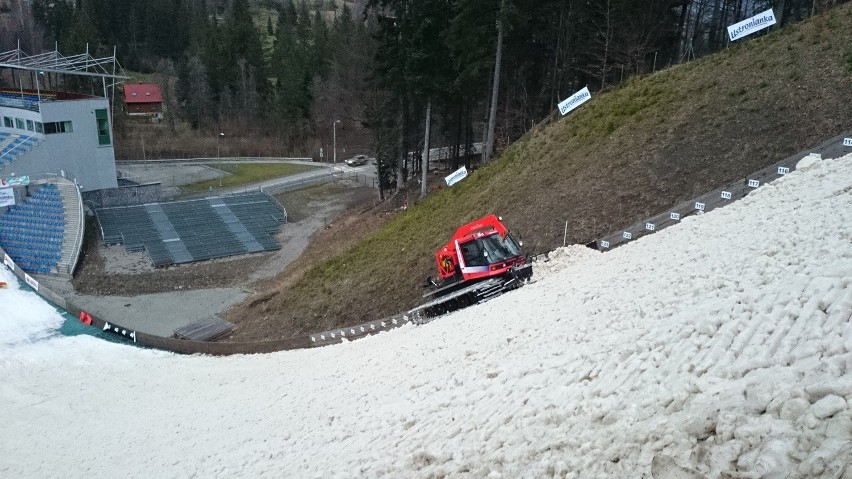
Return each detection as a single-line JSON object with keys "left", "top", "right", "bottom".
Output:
{"left": 410, "top": 214, "right": 533, "bottom": 321}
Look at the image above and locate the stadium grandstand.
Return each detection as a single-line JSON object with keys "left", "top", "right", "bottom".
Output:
{"left": 0, "top": 45, "right": 125, "bottom": 276}
{"left": 95, "top": 192, "right": 287, "bottom": 267}
{"left": 0, "top": 45, "right": 291, "bottom": 277}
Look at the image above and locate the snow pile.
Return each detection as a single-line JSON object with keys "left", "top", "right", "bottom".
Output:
{"left": 532, "top": 244, "right": 600, "bottom": 282}
{"left": 0, "top": 274, "right": 64, "bottom": 348}
{"left": 0, "top": 153, "right": 850, "bottom": 479}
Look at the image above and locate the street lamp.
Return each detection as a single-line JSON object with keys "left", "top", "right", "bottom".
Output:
{"left": 217, "top": 132, "right": 225, "bottom": 187}
{"left": 217, "top": 132, "right": 225, "bottom": 158}
{"left": 333, "top": 120, "right": 340, "bottom": 164}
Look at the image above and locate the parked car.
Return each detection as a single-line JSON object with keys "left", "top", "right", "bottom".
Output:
{"left": 345, "top": 154, "right": 370, "bottom": 166}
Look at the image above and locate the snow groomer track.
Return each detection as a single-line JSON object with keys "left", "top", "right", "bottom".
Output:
{"left": 1, "top": 133, "right": 850, "bottom": 355}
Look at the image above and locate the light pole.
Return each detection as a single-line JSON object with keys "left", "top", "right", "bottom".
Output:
{"left": 333, "top": 120, "right": 340, "bottom": 164}
{"left": 217, "top": 132, "right": 225, "bottom": 159}
{"left": 217, "top": 132, "right": 225, "bottom": 187}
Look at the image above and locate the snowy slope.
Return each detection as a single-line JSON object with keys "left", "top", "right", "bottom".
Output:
{"left": 0, "top": 153, "right": 850, "bottom": 479}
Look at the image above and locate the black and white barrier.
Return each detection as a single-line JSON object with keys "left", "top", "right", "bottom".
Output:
{"left": 310, "top": 315, "right": 414, "bottom": 348}
{"left": 593, "top": 132, "right": 851, "bottom": 251}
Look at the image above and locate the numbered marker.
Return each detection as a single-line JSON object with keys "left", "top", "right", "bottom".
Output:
{"left": 311, "top": 336, "right": 316, "bottom": 342}
{"left": 339, "top": 330, "right": 346, "bottom": 337}
{"left": 844, "top": 138, "right": 852, "bottom": 147}
{"left": 695, "top": 202, "right": 705, "bottom": 211}
{"left": 748, "top": 179, "right": 760, "bottom": 188}
{"left": 350, "top": 328, "right": 355, "bottom": 335}
{"left": 670, "top": 212, "right": 680, "bottom": 221}
{"left": 721, "top": 191, "right": 732, "bottom": 199}
{"left": 600, "top": 240, "right": 610, "bottom": 249}
{"left": 623, "top": 232, "right": 632, "bottom": 240}
{"left": 330, "top": 333, "right": 335, "bottom": 338}
{"left": 645, "top": 223, "right": 655, "bottom": 231}
{"left": 321, "top": 335, "right": 326, "bottom": 340}
{"left": 392, "top": 318, "right": 398, "bottom": 325}
{"left": 360, "top": 327, "right": 365, "bottom": 333}
{"left": 370, "top": 324, "right": 376, "bottom": 330}
{"left": 778, "top": 167, "right": 790, "bottom": 175}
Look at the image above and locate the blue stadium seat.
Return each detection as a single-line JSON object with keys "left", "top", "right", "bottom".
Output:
{"left": 0, "top": 184, "right": 65, "bottom": 274}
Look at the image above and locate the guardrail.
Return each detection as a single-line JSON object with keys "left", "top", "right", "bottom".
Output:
{"left": 260, "top": 171, "right": 341, "bottom": 195}
{"left": 118, "top": 156, "right": 314, "bottom": 164}
{"left": 0, "top": 96, "right": 39, "bottom": 112}
{"left": 64, "top": 180, "right": 85, "bottom": 276}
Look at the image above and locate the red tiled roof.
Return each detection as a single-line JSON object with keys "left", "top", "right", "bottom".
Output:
{"left": 123, "top": 83, "right": 163, "bottom": 104}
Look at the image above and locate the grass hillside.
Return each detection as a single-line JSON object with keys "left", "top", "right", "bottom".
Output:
{"left": 224, "top": 4, "right": 852, "bottom": 340}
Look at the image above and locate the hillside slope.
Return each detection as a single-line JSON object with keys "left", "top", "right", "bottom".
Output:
{"left": 225, "top": 4, "right": 852, "bottom": 340}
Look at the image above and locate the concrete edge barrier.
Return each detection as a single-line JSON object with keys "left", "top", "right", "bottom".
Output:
{"left": 2, "top": 246, "right": 414, "bottom": 354}
{"left": 594, "top": 132, "right": 851, "bottom": 251}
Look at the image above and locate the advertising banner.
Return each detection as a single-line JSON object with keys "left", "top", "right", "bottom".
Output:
{"left": 25, "top": 273, "right": 39, "bottom": 291}
{"left": 558, "top": 87, "right": 591, "bottom": 116}
{"left": 0, "top": 175, "right": 29, "bottom": 187}
{"left": 444, "top": 166, "right": 468, "bottom": 186}
{"left": 843, "top": 138, "right": 852, "bottom": 147}
{"left": 0, "top": 187, "right": 14, "bottom": 207}
{"left": 727, "top": 9, "right": 776, "bottom": 42}
{"left": 3, "top": 253, "right": 14, "bottom": 270}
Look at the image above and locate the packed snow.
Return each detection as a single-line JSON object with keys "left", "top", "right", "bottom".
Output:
{"left": 1, "top": 153, "right": 850, "bottom": 478}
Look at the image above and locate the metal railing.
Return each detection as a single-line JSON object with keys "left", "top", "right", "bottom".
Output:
{"left": 63, "top": 180, "right": 85, "bottom": 276}
{"left": 0, "top": 96, "right": 40, "bottom": 112}
{"left": 260, "top": 171, "right": 340, "bottom": 195}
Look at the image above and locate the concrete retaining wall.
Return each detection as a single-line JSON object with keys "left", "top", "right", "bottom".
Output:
{"left": 82, "top": 183, "right": 162, "bottom": 208}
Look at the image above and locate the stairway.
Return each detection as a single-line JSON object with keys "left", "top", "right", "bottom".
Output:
{"left": 55, "top": 180, "right": 83, "bottom": 276}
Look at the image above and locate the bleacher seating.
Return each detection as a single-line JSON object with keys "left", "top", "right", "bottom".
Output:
{"left": 0, "top": 134, "right": 41, "bottom": 165}
{"left": 0, "top": 91, "right": 41, "bottom": 102}
{"left": 0, "top": 183, "right": 65, "bottom": 274}
{"left": 95, "top": 192, "right": 286, "bottom": 267}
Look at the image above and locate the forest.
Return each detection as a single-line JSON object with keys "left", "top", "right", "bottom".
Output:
{"left": 0, "top": 0, "right": 845, "bottom": 191}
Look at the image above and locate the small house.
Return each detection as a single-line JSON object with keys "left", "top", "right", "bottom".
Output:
{"left": 123, "top": 83, "right": 163, "bottom": 118}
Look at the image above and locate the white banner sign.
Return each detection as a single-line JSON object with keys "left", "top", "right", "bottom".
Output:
{"left": 843, "top": 138, "right": 852, "bottom": 147}
{"left": 25, "top": 273, "right": 39, "bottom": 291}
{"left": 0, "top": 187, "right": 14, "bottom": 207}
{"left": 0, "top": 175, "right": 29, "bottom": 187}
{"left": 558, "top": 87, "right": 591, "bottom": 116}
{"left": 727, "top": 9, "right": 776, "bottom": 42}
{"left": 3, "top": 253, "right": 14, "bottom": 270}
{"left": 444, "top": 166, "right": 468, "bottom": 186}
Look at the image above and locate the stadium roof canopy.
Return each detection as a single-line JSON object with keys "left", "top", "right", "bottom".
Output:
{"left": 0, "top": 46, "right": 129, "bottom": 81}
